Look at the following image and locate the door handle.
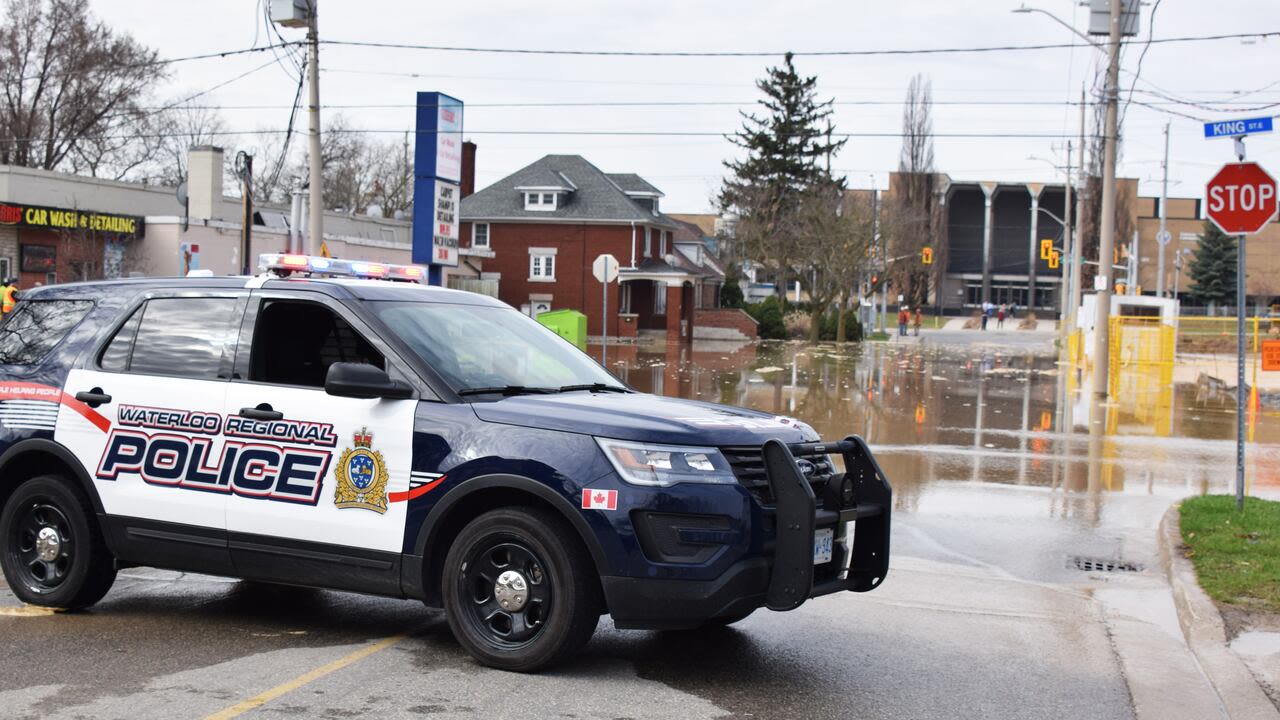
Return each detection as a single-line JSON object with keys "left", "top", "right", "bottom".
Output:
{"left": 75, "top": 389, "right": 111, "bottom": 408}
{"left": 238, "top": 404, "right": 283, "bottom": 421}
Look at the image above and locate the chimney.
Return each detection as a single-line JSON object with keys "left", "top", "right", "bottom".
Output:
{"left": 461, "top": 141, "right": 477, "bottom": 198}
{"left": 187, "top": 146, "right": 224, "bottom": 221}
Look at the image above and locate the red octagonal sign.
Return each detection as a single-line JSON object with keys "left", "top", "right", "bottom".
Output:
{"left": 1205, "top": 162, "right": 1278, "bottom": 235}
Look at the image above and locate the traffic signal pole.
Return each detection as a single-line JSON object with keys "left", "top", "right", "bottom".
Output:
{"left": 1090, "top": 0, "right": 1123, "bottom": 402}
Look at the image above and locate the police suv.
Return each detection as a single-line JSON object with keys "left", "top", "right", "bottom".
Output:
{"left": 0, "top": 254, "right": 891, "bottom": 671}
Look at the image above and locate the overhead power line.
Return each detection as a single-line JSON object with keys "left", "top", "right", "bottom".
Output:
{"left": 322, "top": 30, "right": 1279, "bottom": 57}
{"left": 134, "top": 98, "right": 1280, "bottom": 112}
{"left": 0, "top": 128, "right": 1100, "bottom": 143}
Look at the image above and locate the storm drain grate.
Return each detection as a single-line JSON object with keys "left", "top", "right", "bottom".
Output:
{"left": 1069, "top": 556, "right": 1145, "bottom": 573}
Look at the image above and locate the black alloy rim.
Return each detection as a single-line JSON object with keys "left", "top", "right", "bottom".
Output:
{"left": 460, "top": 539, "right": 552, "bottom": 648}
{"left": 9, "top": 500, "right": 74, "bottom": 594}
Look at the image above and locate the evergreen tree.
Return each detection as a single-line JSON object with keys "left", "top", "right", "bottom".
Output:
{"left": 1187, "top": 221, "right": 1238, "bottom": 308}
{"left": 719, "top": 53, "right": 845, "bottom": 306}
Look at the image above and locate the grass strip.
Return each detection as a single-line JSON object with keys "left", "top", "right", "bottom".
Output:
{"left": 1179, "top": 495, "right": 1280, "bottom": 613}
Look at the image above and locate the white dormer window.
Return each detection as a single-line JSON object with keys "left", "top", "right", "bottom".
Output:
{"left": 525, "top": 192, "right": 557, "bottom": 211}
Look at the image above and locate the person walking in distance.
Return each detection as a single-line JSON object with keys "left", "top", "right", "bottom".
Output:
{"left": 912, "top": 307, "right": 922, "bottom": 337}
{"left": 897, "top": 306, "right": 909, "bottom": 337}
{"left": 997, "top": 303, "right": 1007, "bottom": 329}
{"left": 980, "top": 301, "right": 990, "bottom": 331}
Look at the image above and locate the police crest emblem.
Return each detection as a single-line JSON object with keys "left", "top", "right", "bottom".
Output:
{"left": 334, "top": 427, "right": 389, "bottom": 514}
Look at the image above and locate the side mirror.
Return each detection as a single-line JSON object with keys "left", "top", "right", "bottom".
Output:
{"left": 324, "top": 362, "right": 414, "bottom": 400}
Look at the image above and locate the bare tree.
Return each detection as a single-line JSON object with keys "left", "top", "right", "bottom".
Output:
{"left": 794, "top": 185, "right": 874, "bottom": 342}
{"left": 153, "top": 103, "right": 228, "bottom": 186}
{"left": 0, "top": 0, "right": 165, "bottom": 173}
{"left": 884, "top": 74, "right": 941, "bottom": 309}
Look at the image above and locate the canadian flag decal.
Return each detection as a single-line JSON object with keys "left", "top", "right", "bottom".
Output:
{"left": 581, "top": 488, "right": 618, "bottom": 511}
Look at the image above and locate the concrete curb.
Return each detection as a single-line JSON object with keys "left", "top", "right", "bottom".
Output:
{"left": 1158, "top": 504, "right": 1280, "bottom": 719}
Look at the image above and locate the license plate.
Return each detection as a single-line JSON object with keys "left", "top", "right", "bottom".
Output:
{"left": 813, "top": 528, "right": 834, "bottom": 565}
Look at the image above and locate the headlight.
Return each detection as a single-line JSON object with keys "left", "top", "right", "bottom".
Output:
{"left": 595, "top": 438, "right": 737, "bottom": 488}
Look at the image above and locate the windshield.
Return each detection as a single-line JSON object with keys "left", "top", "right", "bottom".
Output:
{"left": 373, "top": 301, "right": 622, "bottom": 394}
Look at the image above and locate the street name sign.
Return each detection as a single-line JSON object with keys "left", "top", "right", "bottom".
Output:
{"left": 1205, "top": 162, "right": 1277, "bottom": 235}
{"left": 1203, "top": 117, "right": 1273, "bottom": 139}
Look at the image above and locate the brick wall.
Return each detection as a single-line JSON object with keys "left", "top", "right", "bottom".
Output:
{"left": 460, "top": 221, "right": 639, "bottom": 336}
{"left": 693, "top": 308, "right": 758, "bottom": 340}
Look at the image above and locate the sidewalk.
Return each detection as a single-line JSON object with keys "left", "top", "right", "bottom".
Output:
{"left": 939, "top": 317, "right": 1056, "bottom": 333}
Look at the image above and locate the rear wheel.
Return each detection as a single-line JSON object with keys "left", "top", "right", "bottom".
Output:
{"left": 0, "top": 475, "right": 116, "bottom": 609}
{"left": 442, "top": 507, "right": 600, "bottom": 672}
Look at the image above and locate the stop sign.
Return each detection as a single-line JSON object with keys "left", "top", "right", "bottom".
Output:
{"left": 1205, "top": 162, "right": 1278, "bottom": 235}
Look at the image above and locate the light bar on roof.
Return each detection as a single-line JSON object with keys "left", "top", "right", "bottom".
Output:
{"left": 257, "top": 253, "right": 426, "bottom": 283}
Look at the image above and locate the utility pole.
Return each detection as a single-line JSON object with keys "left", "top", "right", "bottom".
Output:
{"left": 1157, "top": 121, "right": 1170, "bottom": 296}
{"left": 1071, "top": 85, "right": 1086, "bottom": 335}
{"left": 235, "top": 151, "right": 253, "bottom": 274}
{"left": 1059, "top": 139, "right": 1073, "bottom": 345}
{"left": 305, "top": 0, "right": 324, "bottom": 256}
{"left": 402, "top": 130, "right": 411, "bottom": 215}
{"left": 1090, "top": 0, "right": 1123, "bottom": 402}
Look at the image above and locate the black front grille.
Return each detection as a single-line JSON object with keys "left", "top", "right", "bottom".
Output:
{"left": 721, "top": 445, "right": 837, "bottom": 506}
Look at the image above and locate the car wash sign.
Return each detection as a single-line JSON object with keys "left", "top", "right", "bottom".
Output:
{"left": 0, "top": 202, "right": 143, "bottom": 237}
{"left": 413, "top": 91, "right": 463, "bottom": 273}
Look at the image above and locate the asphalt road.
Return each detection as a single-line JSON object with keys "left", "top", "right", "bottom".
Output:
{"left": 1, "top": 481, "right": 1179, "bottom": 720}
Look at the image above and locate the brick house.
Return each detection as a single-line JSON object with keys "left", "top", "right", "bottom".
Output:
{"left": 459, "top": 155, "right": 726, "bottom": 341}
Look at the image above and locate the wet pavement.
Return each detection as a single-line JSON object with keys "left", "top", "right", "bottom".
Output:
{"left": 2, "top": 332, "right": 1277, "bottom": 719}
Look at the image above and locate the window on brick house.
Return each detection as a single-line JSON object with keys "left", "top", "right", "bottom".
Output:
{"left": 529, "top": 253, "right": 556, "bottom": 280}
{"left": 473, "top": 223, "right": 489, "bottom": 248}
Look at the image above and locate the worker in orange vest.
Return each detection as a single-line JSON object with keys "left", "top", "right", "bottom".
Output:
{"left": 1, "top": 279, "right": 16, "bottom": 315}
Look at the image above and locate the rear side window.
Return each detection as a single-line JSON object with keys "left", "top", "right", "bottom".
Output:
{"left": 0, "top": 300, "right": 93, "bottom": 365}
{"left": 107, "top": 297, "right": 240, "bottom": 380}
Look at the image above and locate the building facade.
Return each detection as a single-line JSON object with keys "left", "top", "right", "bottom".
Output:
{"left": 459, "top": 155, "right": 728, "bottom": 341}
{"left": 0, "top": 146, "right": 481, "bottom": 291}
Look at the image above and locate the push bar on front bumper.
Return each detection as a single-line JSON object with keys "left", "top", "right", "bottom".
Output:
{"left": 762, "top": 436, "right": 892, "bottom": 611}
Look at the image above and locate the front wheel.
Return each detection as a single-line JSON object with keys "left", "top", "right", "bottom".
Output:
{"left": 1, "top": 475, "right": 116, "bottom": 609}
{"left": 442, "top": 507, "right": 600, "bottom": 672}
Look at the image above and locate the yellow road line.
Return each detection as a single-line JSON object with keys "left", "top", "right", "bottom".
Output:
{"left": 204, "top": 634, "right": 405, "bottom": 720}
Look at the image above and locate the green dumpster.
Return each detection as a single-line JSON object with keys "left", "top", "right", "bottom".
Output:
{"left": 536, "top": 309, "right": 588, "bottom": 350}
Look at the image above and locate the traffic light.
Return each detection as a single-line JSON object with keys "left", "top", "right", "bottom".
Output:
{"left": 921, "top": 246, "right": 933, "bottom": 265}
{"left": 1048, "top": 250, "right": 1060, "bottom": 270}
{"left": 1040, "top": 239, "right": 1054, "bottom": 260}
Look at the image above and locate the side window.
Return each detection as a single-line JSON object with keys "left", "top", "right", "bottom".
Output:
{"left": 249, "top": 300, "right": 384, "bottom": 388}
{"left": 98, "top": 306, "right": 143, "bottom": 372}
{"left": 0, "top": 300, "right": 94, "bottom": 365}
{"left": 126, "top": 298, "right": 240, "bottom": 379}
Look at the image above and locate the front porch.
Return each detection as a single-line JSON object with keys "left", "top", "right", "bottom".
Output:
{"left": 617, "top": 269, "right": 695, "bottom": 343}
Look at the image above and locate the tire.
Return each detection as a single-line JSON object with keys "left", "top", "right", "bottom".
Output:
{"left": 1, "top": 475, "right": 116, "bottom": 610}
{"left": 442, "top": 506, "right": 600, "bottom": 672}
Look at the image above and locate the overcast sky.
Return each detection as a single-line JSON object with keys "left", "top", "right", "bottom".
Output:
{"left": 93, "top": 0, "right": 1279, "bottom": 213}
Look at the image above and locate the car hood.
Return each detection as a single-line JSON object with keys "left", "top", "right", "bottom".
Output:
{"left": 470, "top": 392, "right": 821, "bottom": 446}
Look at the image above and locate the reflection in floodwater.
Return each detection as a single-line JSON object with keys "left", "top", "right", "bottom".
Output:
{"left": 594, "top": 338, "right": 1280, "bottom": 521}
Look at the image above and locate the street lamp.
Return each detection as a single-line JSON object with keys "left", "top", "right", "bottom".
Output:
{"left": 1027, "top": 153, "right": 1079, "bottom": 348}
{"left": 1015, "top": 1, "right": 1124, "bottom": 403}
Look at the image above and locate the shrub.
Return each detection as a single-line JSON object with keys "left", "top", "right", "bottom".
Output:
{"left": 719, "top": 281, "right": 745, "bottom": 309}
{"left": 745, "top": 297, "right": 787, "bottom": 339}
{"left": 784, "top": 311, "right": 811, "bottom": 339}
{"left": 819, "top": 308, "right": 863, "bottom": 342}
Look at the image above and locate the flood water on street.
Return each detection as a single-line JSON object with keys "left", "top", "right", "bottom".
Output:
{"left": 594, "top": 336, "right": 1280, "bottom": 518}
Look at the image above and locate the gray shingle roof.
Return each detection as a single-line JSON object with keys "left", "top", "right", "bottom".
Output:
{"left": 461, "top": 155, "right": 677, "bottom": 227}
{"left": 606, "top": 173, "right": 663, "bottom": 197}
